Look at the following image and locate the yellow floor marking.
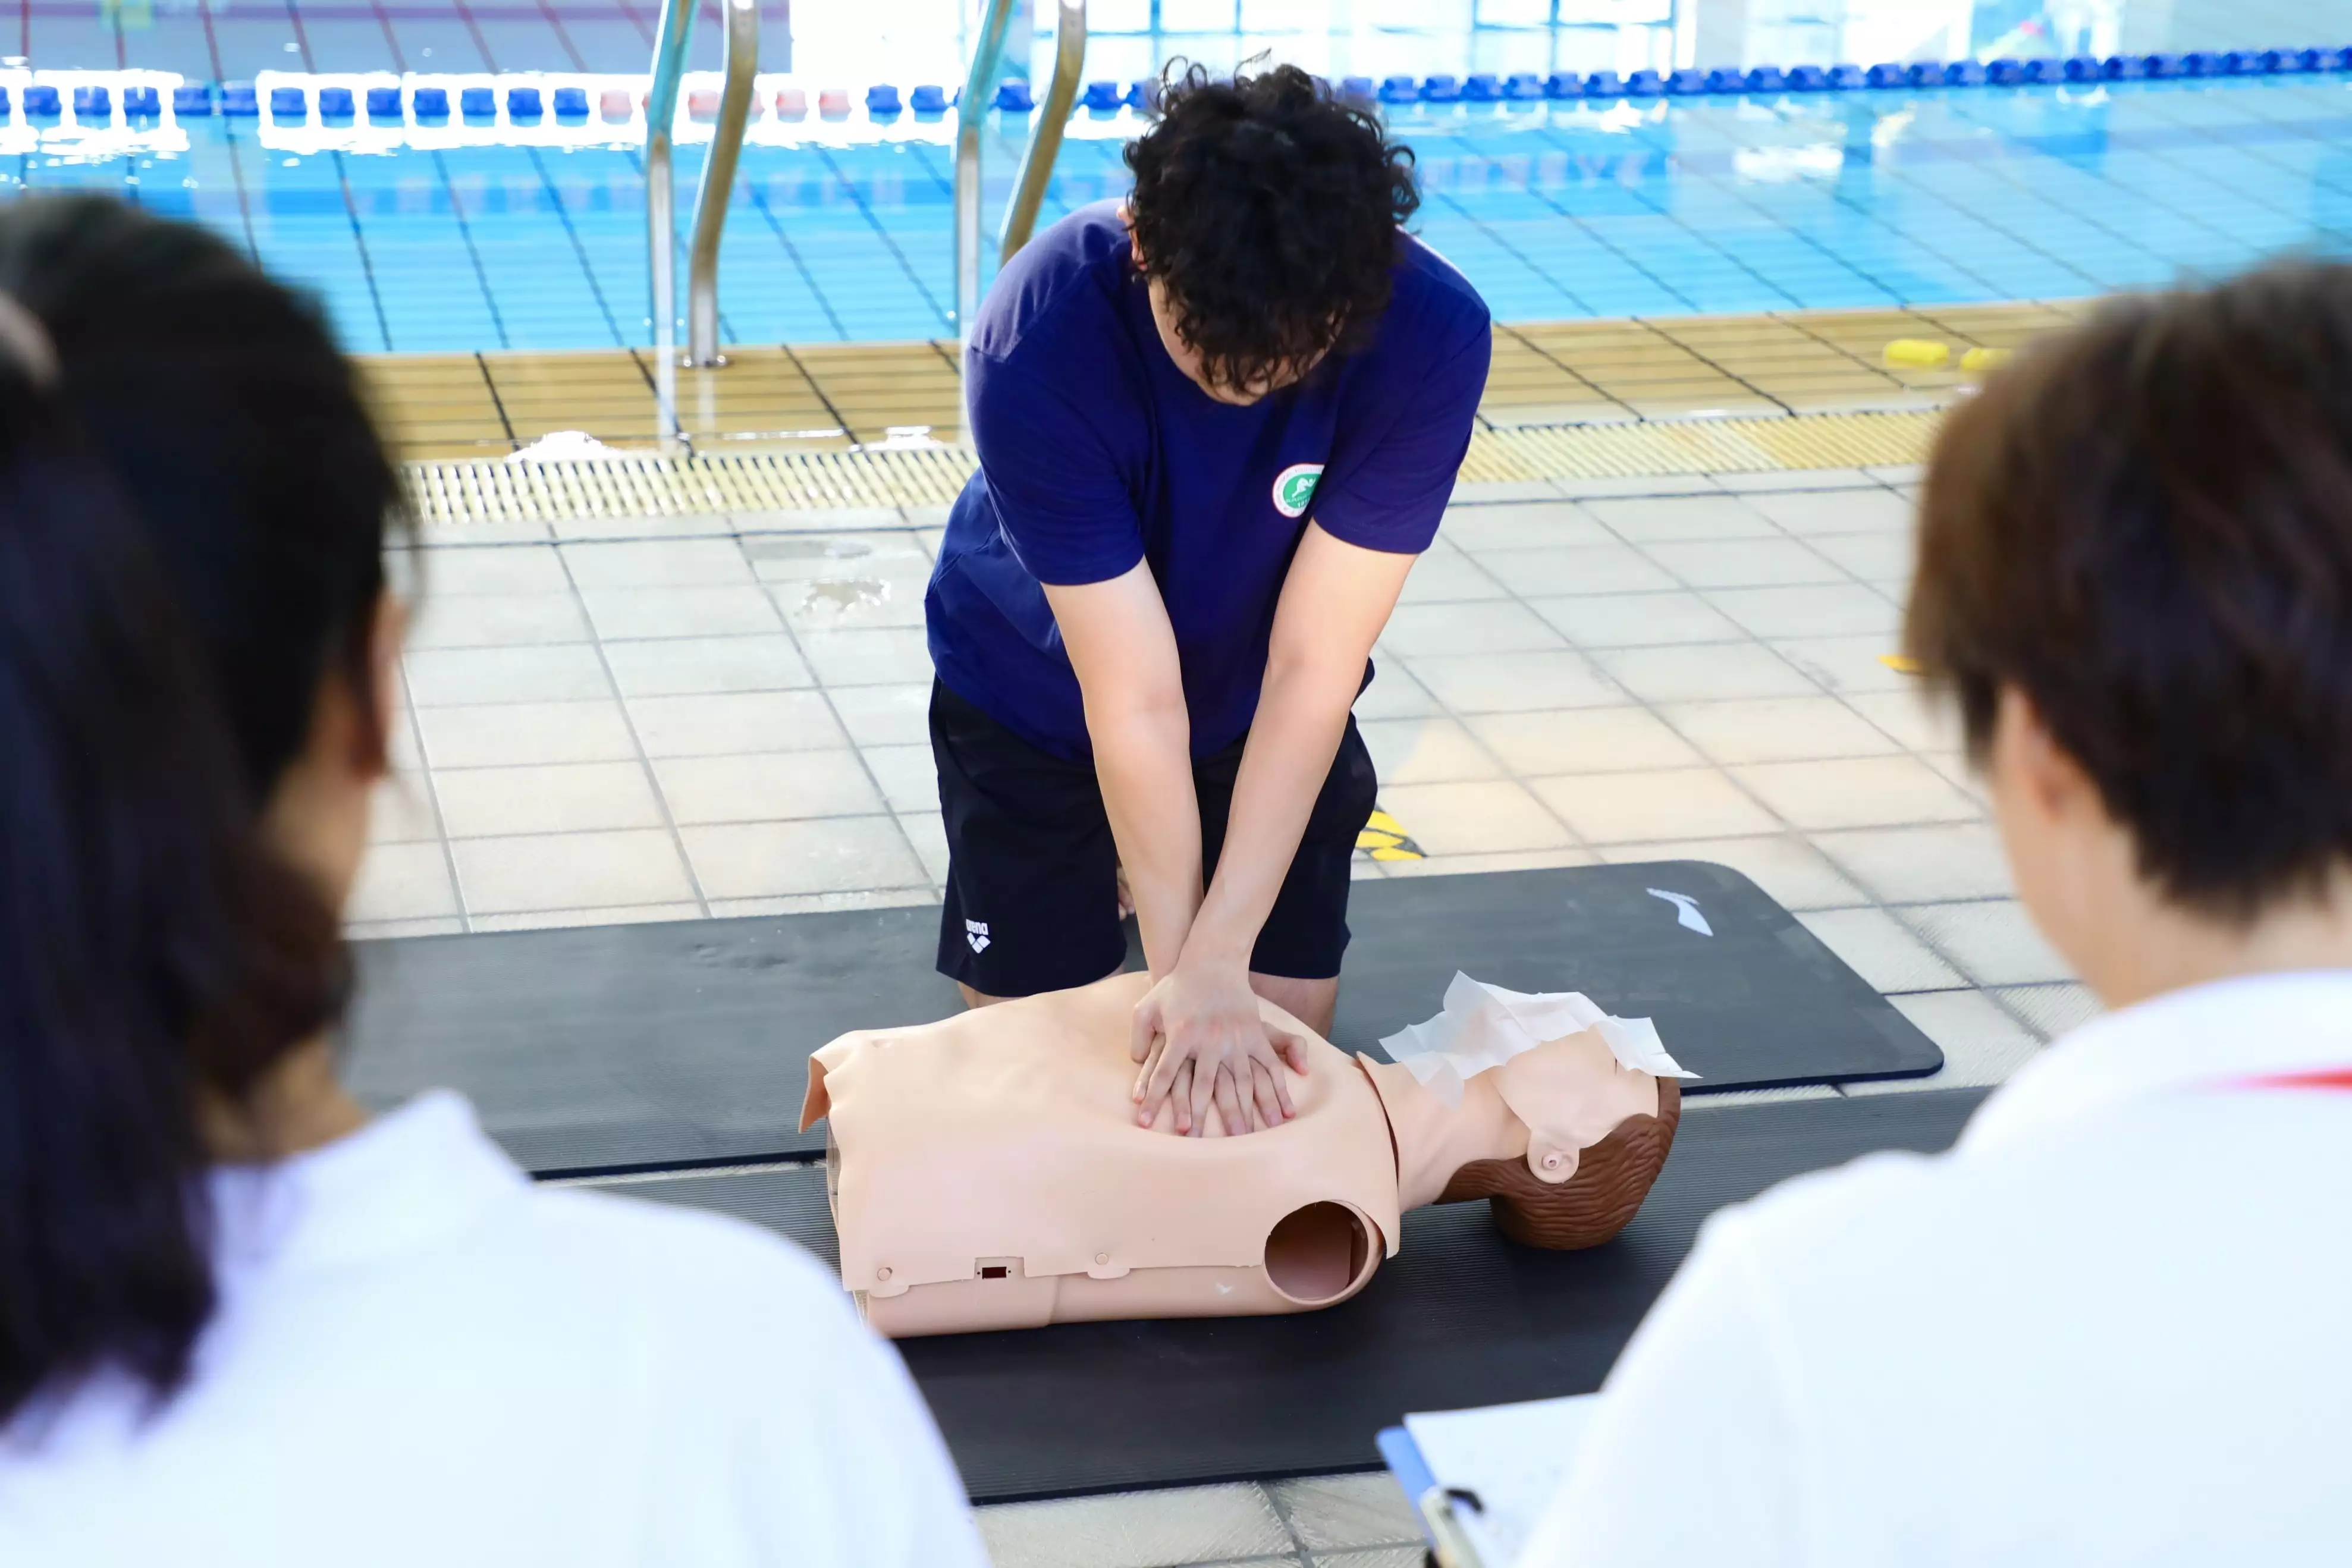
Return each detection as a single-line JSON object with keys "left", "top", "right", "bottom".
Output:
{"left": 1879, "top": 654, "right": 1926, "bottom": 674}
{"left": 1882, "top": 338, "right": 1951, "bottom": 369}
{"left": 1358, "top": 807, "right": 1426, "bottom": 860}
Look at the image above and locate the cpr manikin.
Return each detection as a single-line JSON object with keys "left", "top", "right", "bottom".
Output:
{"left": 799, "top": 972, "right": 1687, "bottom": 1337}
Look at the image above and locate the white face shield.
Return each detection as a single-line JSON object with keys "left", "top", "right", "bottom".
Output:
{"left": 1377, "top": 972, "right": 1697, "bottom": 1108}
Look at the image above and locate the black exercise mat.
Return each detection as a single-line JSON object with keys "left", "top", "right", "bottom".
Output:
{"left": 612, "top": 1088, "right": 1989, "bottom": 1501}
{"left": 342, "top": 860, "right": 1939, "bottom": 1177}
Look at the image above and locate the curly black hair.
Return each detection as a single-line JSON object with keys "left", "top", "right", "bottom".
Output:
{"left": 1125, "top": 61, "right": 1420, "bottom": 391}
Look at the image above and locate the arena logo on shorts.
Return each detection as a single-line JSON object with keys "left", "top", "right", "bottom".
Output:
{"left": 965, "top": 917, "right": 991, "bottom": 954}
{"left": 1272, "top": 463, "right": 1324, "bottom": 519}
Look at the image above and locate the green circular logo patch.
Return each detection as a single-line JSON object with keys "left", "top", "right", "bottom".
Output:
{"left": 1273, "top": 462, "right": 1324, "bottom": 519}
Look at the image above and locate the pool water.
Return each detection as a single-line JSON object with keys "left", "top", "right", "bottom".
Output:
{"left": 5, "top": 2, "right": 2352, "bottom": 351}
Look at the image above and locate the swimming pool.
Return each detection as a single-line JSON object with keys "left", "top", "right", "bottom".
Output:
{"left": 8, "top": 4, "right": 2352, "bottom": 351}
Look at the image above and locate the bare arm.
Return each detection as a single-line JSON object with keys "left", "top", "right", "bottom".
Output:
{"left": 1131, "top": 523, "right": 1418, "bottom": 1132}
{"left": 1039, "top": 564, "right": 1202, "bottom": 982}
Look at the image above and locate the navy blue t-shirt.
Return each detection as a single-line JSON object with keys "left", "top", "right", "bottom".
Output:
{"left": 927, "top": 201, "right": 1491, "bottom": 762}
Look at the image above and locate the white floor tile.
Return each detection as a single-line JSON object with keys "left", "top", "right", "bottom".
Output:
{"left": 368, "top": 777, "right": 441, "bottom": 844}
{"left": 1464, "top": 706, "right": 1701, "bottom": 775}
{"left": 1308, "top": 1545, "right": 1421, "bottom": 1567}
{"left": 1741, "top": 487, "right": 1915, "bottom": 535}
{"left": 469, "top": 903, "right": 702, "bottom": 934}
{"left": 406, "top": 592, "right": 591, "bottom": 650}
{"left": 1804, "top": 530, "right": 1915, "bottom": 582}
{"left": 1396, "top": 545, "right": 1508, "bottom": 604}
{"left": 1597, "top": 833, "right": 1868, "bottom": 911}
{"left": 1997, "top": 981, "right": 2103, "bottom": 1042}
{"left": 1438, "top": 500, "right": 1613, "bottom": 551}
{"left": 1731, "top": 756, "right": 1982, "bottom": 830}
{"left": 680, "top": 815, "right": 928, "bottom": 899}
{"left": 1585, "top": 493, "right": 1778, "bottom": 542}
{"left": 347, "top": 841, "right": 459, "bottom": 923}
{"left": 1377, "top": 846, "right": 1599, "bottom": 876}
{"left": 403, "top": 644, "right": 614, "bottom": 707}
{"left": 432, "top": 761, "right": 665, "bottom": 838}
{"left": 1530, "top": 767, "right": 1778, "bottom": 843}
{"left": 1641, "top": 537, "right": 1847, "bottom": 589}
{"left": 414, "top": 544, "right": 570, "bottom": 596}
{"left": 898, "top": 807, "right": 953, "bottom": 884}
{"left": 1660, "top": 696, "right": 1902, "bottom": 765}
{"left": 1272, "top": 1473, "right": 1422, "bottom": 1553}
{"left": 1378, "top": 599, "right": 1567, "bottom": 656}
{"left": 346, "top": 916, "right": 465, "bottom": 940}
{"left": 1844, "top": 989, "right": 2043, "bottom": 1092}
{"left": 1400, "top": 649, "right": 1624, "bottom": 714}
{"left": 797, "top": 626, "right": 936, "bottom": 686}
{"left": 1702, "top": 582, "right": 1902, "bottom": 640}
{"left": 1550, "top": 474, "right": 1718, "bottom": 500}
{"left": 1899, "top": 900, "right": 2074, "bottom": 986}
{"left": 1680, "top": 1084, "right": 1842, "bottom": 1106}
{"left": 1354, "top": 662, "right": 1443, "bottom": 720}
{"left": 600, "top": 634, "right": 815, "bottom": 697}
{"left": 1842, "top": 688, "right": 1964, "bottom": 753}
{"left": 861, "top": 741, "right": 941, "bottom": 815}
{"left": 1813, "top": 823, "right": 2012, "bottom": 904}
{"left": 652, "top": 749, "right": 887, "bottom": 824}
{"left": 450, "top": 829, "right": 696, "bottom": 916}
{"left": 416, "top": 700, "right": 638, "bottom": 769}
{"left": 626, "top": 690, "right": 846, "bottom": 758}
{"left": 774, "top": 574, "right": 930, "bottom": 631}
{"left": 744, "top": 530, "right": 929, "bottom": 582}
{"left": 828, "top": 681, "right": 934, "bottom": 747}
{"left": 1372, "top": 780, "right": 1577, "bottom": 854}
{"left": 1462, "top": 542, "right": 1678, "bottom": 596}
{"left": 1712, "top": 467, "right": 1877, "bottom": 494}
{"left": 1797, "top": 907, "right": 1968, "bottom": 992}
{"left": 1357, "top": 716, "right": 1506, "bottom": 784}
{"left": 559, "top": 537, "right": 753, "bottom": 587}
{"left": 580, "top": 584, "right": 784, "bottom": 641}
{"left": 978, "top": 1484, "right": 1297, "bottom": 1568}
{"left": 1770, "top": 633, "right": 1913, "bottom": 693}
{"left": 1526, "top": 589, "right": 1744, "bottom": 649}
{"left": 708, "top": 888, "right": 940, "bottom": 918}
{"left": 1594, "top": 643, "right": 1819, "bottom": 705}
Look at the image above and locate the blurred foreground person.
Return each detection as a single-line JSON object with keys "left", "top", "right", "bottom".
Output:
{"left": 1522, "top": 262, "right": 2352, "bottom": 1566}
{"left": 0, "top": 197, "right": 985, "bottom": 1568}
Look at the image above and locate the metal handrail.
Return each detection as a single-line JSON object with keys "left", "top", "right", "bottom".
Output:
{"left": 645, "top": 0, "right": 758, "bottom": 443}
{"left": 997, "top": 0, "right": 1086, "bottom": 266}
{"left": 688, "top": 0, "right": 760, "bottom": 367}
{"left": 645, "top": 0, "right": 692, "bottom": 441}
{"left": 953, "top": 0, "right": 1020, "bottom": 357}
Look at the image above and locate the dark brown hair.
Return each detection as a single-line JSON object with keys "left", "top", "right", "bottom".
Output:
{"left": 1906, "top": 260, "right": 2352, "bottom": 917}
{"left": 0, "top": 196, "right": 403, "bottom": 1421}
{"left": 1125, "top": 61, "right": 1420, "bottom": 391}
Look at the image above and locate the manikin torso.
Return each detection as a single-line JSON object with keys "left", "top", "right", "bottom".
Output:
{"left": 800, "top": 973, "right": 1675, "bottom": 1337}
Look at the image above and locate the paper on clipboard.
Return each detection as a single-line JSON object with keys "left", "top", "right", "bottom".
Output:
{"left": 1404, "top": 1394, "right": 1600, "bottom": 1567}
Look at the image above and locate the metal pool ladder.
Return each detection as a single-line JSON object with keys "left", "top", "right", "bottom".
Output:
{"left": 956, "top": 0, "right": 1088, "bottom": 358}
{"left": 645, "top": 0, "right": 759, "bottom": 442}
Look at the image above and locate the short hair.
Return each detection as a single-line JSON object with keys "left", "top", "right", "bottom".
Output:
{"left": 1906, "top": 260, "right": 2352, "bottom": 918}
{"left": 1124, "top": 61, "right": 1419, "bottom": 391}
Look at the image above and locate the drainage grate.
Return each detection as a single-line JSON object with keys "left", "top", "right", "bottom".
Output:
{"left": 406, "top": 411, "right": 1940, "bottom": 526}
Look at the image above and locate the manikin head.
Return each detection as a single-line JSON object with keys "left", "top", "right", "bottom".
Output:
{"left": 1908, "top": 260, "right": 2352, "bottom": 1011}
{"left": 1123, "top": 62, "right": 1420, "bottom": 405}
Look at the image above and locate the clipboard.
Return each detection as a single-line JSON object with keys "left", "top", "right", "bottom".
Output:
{"left": 1380, "top": 1394, "right": 1603, "bottom": 1568}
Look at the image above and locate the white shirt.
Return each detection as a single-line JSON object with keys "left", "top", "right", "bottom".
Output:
{"left": 0, "top": 1092, "right": 990, "bottom": 1568}
{"left": 1522, "top": 970, "right": 2352, "bottom": 1568}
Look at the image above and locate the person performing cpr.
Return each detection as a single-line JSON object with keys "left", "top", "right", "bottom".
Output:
{"left": 924, "top": 62, "right": 1491, "bottom": 1139}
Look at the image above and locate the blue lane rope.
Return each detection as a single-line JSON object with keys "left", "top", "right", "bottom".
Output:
{"left": 7, "top": 49, "right": 2349, "bottom": 124}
